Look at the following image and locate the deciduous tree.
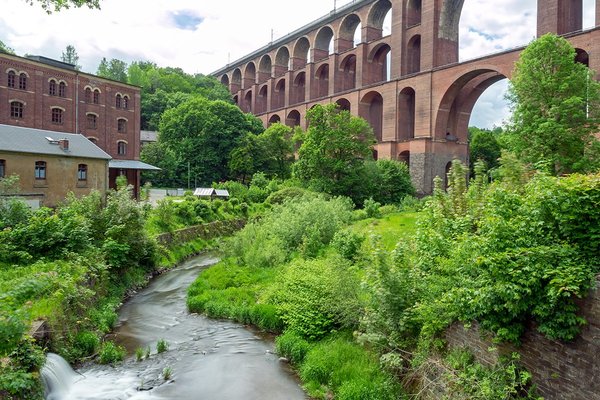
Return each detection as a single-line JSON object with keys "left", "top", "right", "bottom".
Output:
{"left": 24, "top": 0, "right": 100, "bottom": 13}
{"left": 505, "top": 33, "right": 600, "bottom": 175}
{"left": 61, "top": 44, "right": 81, "bottom": 70}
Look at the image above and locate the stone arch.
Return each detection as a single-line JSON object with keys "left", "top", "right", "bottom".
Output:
{"left": 406, "top": 0, "right": 422, "bottom": 26}
{"left": 368, "top": 43, "right": 392, "bottom": 83}
{"left": 398, "top": 150, "right": 410, "bottom": 166}
{"left": 336, "top": 98, "right": 351, "bottom": 112}
{"left": 575, "top": 48, "right": 590, "bottom": 66}
{"left": 275, "top": 46, "right": 291, "bottom": 75}
{"left": 233, "top": 94, "right": 239, "bottom": 106}
{"left": 220, "top": 74, "right": 230, "bottom": 86}
{"left": 293, "top": 72, "right": 306, "bottom": 105}
{"left": 359, "top": 91, "right": 384, "bottom": 142}
{"left": 367, "top": 0, "right": 393, "bottom": 39}
{"left": 314, "top": 64, "right": 329, "bottom": 99}
{"left": 435, "top": 68, "right": 508, "bottom": 142}
{"left": 338, "top": 14, "right": 362, "bottom": 51}
{"left": 272, "top": 78, "right": 286, "bottom": 110}
{"left": 314, "top": 26, "right": 335, "bottom": 61}
{"left": 243, "top": 90, "right": 253, "bottom": 113}
{"left": 439, "top": 0, "right": 465, "bottom": 42}
{"left": 259, "top": 55, "right": 273, "bottom": 75}
{"left": 232, "top": 68, "right": 242, "bottom": 85}
{"left": 256, "top": 85, "right": 268, "bottom": 114}
{"left": 286, "top": 109, "right": 301, "bottom": 127}
{"left": 243, "top": 62, "right": 256, "bottom": 89}
{"left": 268, "top": 114, "right": 281, "bottom": 126}
{"left": 293, "top": 37, "right": 311, "bottom": 66}
{"left": 406, "top": 35, "right": 421, "bottom": 74}
{"left": 398, "top": 87, "right": 416, "bottom": 141}
{"left": 339, "top": 54, "right": 357, "bottom": 92}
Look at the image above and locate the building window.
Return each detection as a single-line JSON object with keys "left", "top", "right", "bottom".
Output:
{"left": 78, "top": 164, "right": 88, "bottom": 181}
{"left": 85, "top": 88, "right": 92, "bottom": 102}
{"left": 0, "top": 160, "right": 5, "bottom": 178}
{"left": 35, "top": 161, "right": 46, "bottom": 180}
{"left": 115, "top": 94, "right": 121, "bottom": 108}
{"left": 93, "top": 89, "right": 100, "bottom": 104}
{"left": 59, "top": 81, "right": 66, "bottom": 97}
{"left": 87, "top": 114, "right": 97, "bottom": 129}
{"left": 49, "top": 79, "right": 57, "bottom": 96}
{"left": 7, "top": 71, "right": 15, "bottom": 88}
{"left": 10, "top": 101, "right": 23, "bottom": 119}
{"left": 51, "top": 108, "right": 63, "bottom": 125}
{"left": 123, "top": 96, "right": 129, "bottom": 110}
{"left": 19, "top": 73, "right": 27, "bottom": 90}
{"left": 117, "top": 141, "right": 127, "bottom": 155}
{"left": 117, "top": 118, "right": 127, "bottom": 133}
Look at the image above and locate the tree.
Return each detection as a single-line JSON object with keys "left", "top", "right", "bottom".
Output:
{"left": 0, "top": 39, "right": 15, "bottom": 55}
{"left": 293, "top": 104, "right": 375, "bottom": 201}
{"left": 159, "top": 96, "right": 263, "bottom": 185}
{"left": 505, "top": 33, "right": 600, "bottom": 175}
{"left": 468, "top": 126, "right": 502, "bottom": 176}
{"left": 61, "top": 44, "right": 80, "bottom": 70}
{"left": 97, "top": 57, "right": 128, "bottom": 83}
{"left": 24, "top": 0, "right": 100, "bottom": 13}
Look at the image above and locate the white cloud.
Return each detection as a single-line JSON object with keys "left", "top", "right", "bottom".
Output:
{"left": 0, "top": 0, "right": 595, "bottom": 128}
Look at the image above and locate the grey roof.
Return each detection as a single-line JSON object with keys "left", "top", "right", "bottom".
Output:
{"left": 141, "top": 130, "right": 158, "bottom": 142}
{"left": 0, "top": 124, "right": 111, "bottom": 160}
{"left": 109, "top": 160, "right": 160, "bottom": 171}
{"left": 215, "top": 189, "right": 230, "bottom": 197}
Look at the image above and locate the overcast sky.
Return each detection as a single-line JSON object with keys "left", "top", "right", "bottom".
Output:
{"left": 0, "top": 0, "right": 596, "bottom": 128}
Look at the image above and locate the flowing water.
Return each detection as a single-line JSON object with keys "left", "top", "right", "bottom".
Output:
{"left": 42, "top": 254, "right": 307, "bottom": 400}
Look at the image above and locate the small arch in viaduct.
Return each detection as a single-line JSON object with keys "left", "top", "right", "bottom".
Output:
{"left": 286, "top": 109, "right": 302, "bottom": 127}
{"left": 367, "top": 0, "right": 393, "bottom": 40}
{"left": 336, "top": 98, "right": 351, "bottom": 112}
{"left": 275, "top": 47, "right": 290, "bottom": 76}
{"left": 359, "top": 91, "right": 384, "bottom": 143}
{"left": 339, "top": 14, "right": 362, "bottom": 51}
{"left": 293, "top": 37, "right": 311, "bottom": 67}
{"left": 315, "top": 26, "right": 335, "bottom": 61}
{"left": 243, "top": 62, "right": 256, "bottom": 89}
{"left": 398, "top": 87, "right": 416, "bottom": 141}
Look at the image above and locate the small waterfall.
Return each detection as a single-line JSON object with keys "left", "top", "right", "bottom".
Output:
{"left": 41, "top": 353, "right": 78, "bottom": 400}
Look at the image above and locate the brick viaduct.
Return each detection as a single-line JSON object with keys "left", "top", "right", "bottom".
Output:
{"left": 213, "top": 0, "right": 600, "bottom": 194}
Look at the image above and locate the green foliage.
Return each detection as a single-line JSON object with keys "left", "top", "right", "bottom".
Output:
{"left": 156, "top": 339, "right": 169, "bottom": 353}
{"left": 162, "top": 366, "right": 173, "bottom": 380}
{"left": 25, "top": 0, "right": 100, "bottom": 13}
{"left": 269, "top": 256, "right": 360, "bottom": 339}
{"left": 0, "top": 39, "right": 15, "bottom": 54}
{"left": 469, "top": 126, "right": 502, "bottom": 176}
{"left": 505, "top": 33, "right": 600, "bottom": 175}
{"left": 442, "top": 350, "right": 540, "bottom": 399}
{"left": 369, "top": 159, "right": 415, "bottom": 205}
{"left": 135, "top": 346, "right": 146, "bottom": 361}
{"left": 98, "top": 341, "right": 125, "bottom": 365}
{"left": 275, "top": 330, "right": 312, "bottom": 364}
{"left": 293, "top": 104, "right": 375, "bottom": 203}
{"left": 61, "top": 44, "right": 81, "bottom": 70}
{"left": 96, "top": 57, "right": 128, "bottom": 82}
{"left": 159, "top": 97, "right": 263, "bottom": 185}
{"left": 73, "top": 331, "right": 100, "bottom": 358}
{"left": 299, "top": 335, "right": 401, "bottom": 400}
{"left": 363, "top": 198, "right": 381, "bottom": 218}
{"left": 331, "top": 230, "right": 364, "bottom": 261}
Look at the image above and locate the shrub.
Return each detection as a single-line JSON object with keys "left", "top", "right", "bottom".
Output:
{"left": 331, "top": 230, "right": 364, "bottom": 262}
{"left": 98, "top": 341, "right": 125, "bottom": 365}
{"left": 363, "top": 198, "right": 381, "bottom": 218}
{"left": 156, "top": 339, "right": 169, "bottom": 353}
{"left": 73, "top": 331, "right": 100, "bottom": 358}
{"left": 275, "top": 330, "right": 312, "bottom": 364}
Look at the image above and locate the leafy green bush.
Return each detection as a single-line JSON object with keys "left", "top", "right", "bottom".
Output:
{"left": 98, "top": 341, "right": 125, "bottom": 365}
{"left": 275, "top": 330, "right": 312, "bottom": 364}
{"left": 331, "top": 230, "right": 364, "bottom": 261}
{"left": 363, "top": 198, "right": 381, "bottom": 218}
{"left": 73, "top": 331, "right": 100, "bottom": 358}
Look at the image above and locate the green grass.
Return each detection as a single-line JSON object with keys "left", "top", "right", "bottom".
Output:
{"left": 350, "top": 212, "right": 418, "bottom": 251}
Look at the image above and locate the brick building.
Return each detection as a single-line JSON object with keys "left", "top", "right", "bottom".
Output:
{"left": 0, "top": 52, "right": 157, "bottom": 197}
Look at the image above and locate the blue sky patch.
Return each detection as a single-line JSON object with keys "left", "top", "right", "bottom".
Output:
{"left": 171, "top": 11, "right": 204, "bottom": 30}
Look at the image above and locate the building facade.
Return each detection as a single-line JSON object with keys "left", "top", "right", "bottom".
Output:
{"left": 0, "top": 53, "right": 150, "bottom": 195}
{"left": 212, "top": 0, "right": 600, "bottom": 194}
{"left": 0, "top": 125, "right": 111, "bottom": 207}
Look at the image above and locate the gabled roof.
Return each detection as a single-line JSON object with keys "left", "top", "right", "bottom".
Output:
{"left": 194, "top": 188, "right": 215, "bottom": 197}
{"left": 0, "top": 124, "right": 111, "bottom": 160}
{"left": 109, "top": 159, "right": 160, "bottom": 171}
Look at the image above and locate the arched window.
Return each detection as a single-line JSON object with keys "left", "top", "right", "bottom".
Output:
{"left": 35, "top": 161, "right": 47, "bottom": 180}
{"left": 0, "top": 159, "right": 5, "bottom": 178}
{"left": 93, "top": 89, "right": 100, "bottom": 104}
{"left": 87, "top": 114, "right": 97, "bottom": 129}
{"left": 7, "top": 71, "right": 15, "bottom": 88}
{"left": 87, "top": 137, "right": 98, "bottom": 144}
{"left": 49, "top": 79, "right": 57, "bottom": 96}
{"left": 10, "top": 101, "right": 23, "bottom": 119}
{"left": 19, "top": 73, "right": 27, "bottom": 90}
{"left": 123, "top": 95, "right": 129, "bottom": 110}
{"left": 85, "top": 87, "right": 92, "bottom": 103}
{"left": 117, "top": 118, "right": 127, "bottom": 133}
{"left": 51, "top": 108, "right": 64, "bottom": 125}
{"left": 78, "top": 164, "right": 88, "bottom": 181}
{"left": 58, "top": 81, "right": 66, "bottom": 97}
{"left": 117, "top": 141, "right": 127, "bottom": 155}
{"left": 116, "top": 94, "right": 122, "bottom": 108}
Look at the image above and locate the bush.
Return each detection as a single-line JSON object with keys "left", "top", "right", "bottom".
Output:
{"left": 275, "top": 330, "right": 312, "bottom": 364}
{"left": 156, "top": 339, "right": 169, "bottom": 353}
{"left": 98, "top": 341, "right": 125, "bottom": 365}
{"left": 363, "top": 198, "right": 381, "bottom": 218}
{"left": 331, "top": 230, "right": 364, "bottom": 261}
{"left": 73, "top": 331, "right": 100, "bottom": 358}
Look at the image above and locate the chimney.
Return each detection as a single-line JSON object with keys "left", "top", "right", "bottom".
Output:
{"left": 59, "top": 139, "right": 69, "bottom": 151}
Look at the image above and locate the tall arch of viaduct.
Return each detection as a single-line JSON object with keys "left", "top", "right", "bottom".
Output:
{"left": 212, "top": 0, "right": 600, "bottom": 194}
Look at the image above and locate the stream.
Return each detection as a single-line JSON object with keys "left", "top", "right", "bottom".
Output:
{"left": 42, "top": 253, "right": 307, "bottom": 400}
